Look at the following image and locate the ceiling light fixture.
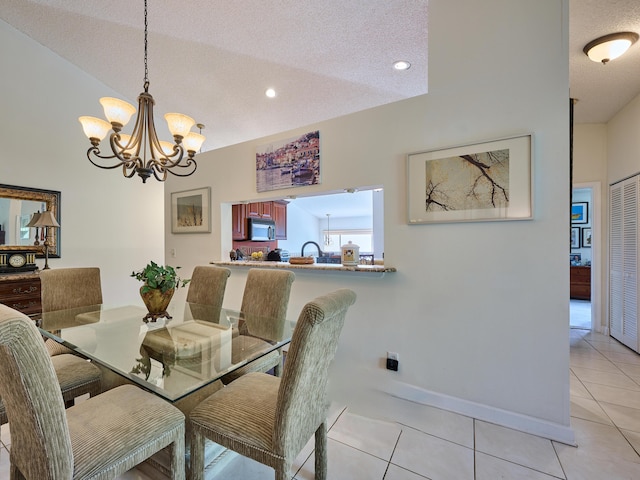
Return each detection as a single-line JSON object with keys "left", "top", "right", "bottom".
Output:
{"left": 393, "top": 60, "right": 411, "bottom": 71}
{"left": 78, "top": 0, "right": 205, "bottom": 182}
{"left": 583, "top": 32, "right": 639, "bottom": 64}
{"left": 265, "top": 88, "right": 277, "bottom": 98}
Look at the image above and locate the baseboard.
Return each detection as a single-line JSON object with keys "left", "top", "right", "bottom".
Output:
{"left": 381, "top": 380, "right": 576, "bottom": 446}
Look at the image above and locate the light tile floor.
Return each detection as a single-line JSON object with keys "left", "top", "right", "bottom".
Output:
{"left": 570, "top": 299, "right": 591, "bottom": 330}
{"left": 2, "top": 328, "right": 640, "bottom": 479}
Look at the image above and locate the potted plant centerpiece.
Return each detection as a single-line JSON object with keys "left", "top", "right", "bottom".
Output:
{"left": 131, "top": 261, "right": 190, "bottom": 322}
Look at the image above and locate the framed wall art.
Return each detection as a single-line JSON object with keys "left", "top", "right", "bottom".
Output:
{"left": 407, "top": 134, "right": 532, "bottom": 224}
{"left": 581, "top": 227, "right": 592, "bottom": 248}
{"left": 255, "top": 130, "right": 320, "bottom": 192}
{"left": 571, "top": 202, "right": 588, "bottom": 224}
{"left": 571, "top": 227, "right": 580, "bottom": 249}
{"left": 171, "top": 187, "right": 211, "bottom": 233}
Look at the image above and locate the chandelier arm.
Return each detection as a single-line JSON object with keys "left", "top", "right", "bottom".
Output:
{"left": 164, "top": 158, "right": 198, "bottom": 177}
{"left": 87, "top": 147, "right": 137, "bottom": 170}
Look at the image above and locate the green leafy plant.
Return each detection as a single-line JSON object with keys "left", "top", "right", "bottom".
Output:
{"left": 131, "top": 261, "right": 190, "bottom": 294}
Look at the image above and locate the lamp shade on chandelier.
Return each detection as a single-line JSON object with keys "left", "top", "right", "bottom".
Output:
{"left": 79, "top": 0, "right": 205, "bottom": 182}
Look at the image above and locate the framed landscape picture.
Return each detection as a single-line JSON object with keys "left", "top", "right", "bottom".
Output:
{"left": 571, "top": 202, "right": 588, "bottom": 224}
{"left": 407, "top": 134, "right": 532, "bottom": 224}
{"left": 171, "top": 187, "right": 211, "bottom": 233}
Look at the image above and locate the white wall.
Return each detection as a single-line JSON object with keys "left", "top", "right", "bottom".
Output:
{"left": 0, "top": 19, "right": 164, "bottom": 304}
{"left": 608, "top": 92, "right": 640, "bottom": 185}
{"left": 166, "top": 0, "right": 572, "bottom": 442}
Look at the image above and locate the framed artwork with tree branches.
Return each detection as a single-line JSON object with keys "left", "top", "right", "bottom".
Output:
{"left": 407, "top": 134, "right": 532, "bottom": 224}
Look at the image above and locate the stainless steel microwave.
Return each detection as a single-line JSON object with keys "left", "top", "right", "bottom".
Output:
{"left": 248, "top": 218, "right": 276, "bottom": 241}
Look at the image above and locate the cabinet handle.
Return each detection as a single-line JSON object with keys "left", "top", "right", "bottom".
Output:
{"left": 12, "top": 286, "right": 38, "bottom": 295}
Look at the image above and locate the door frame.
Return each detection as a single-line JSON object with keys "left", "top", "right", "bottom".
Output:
{"left": 573, "top": 182, "right": 602, "bottom": 332}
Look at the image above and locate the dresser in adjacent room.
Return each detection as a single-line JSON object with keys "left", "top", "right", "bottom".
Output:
{"left": 569, "top": 266, "right": 591, "bottom": 301}
{"left": 0, "top": 272, "right": 42, "bottom": 318}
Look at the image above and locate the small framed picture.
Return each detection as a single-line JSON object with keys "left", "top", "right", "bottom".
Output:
{"left": 571, "top": 227, "right": 580, "bottom": 249}
{"left": 170, "top": 187, "right": 211, "bottom": 233}
{"left": 570, "top": 253, "right": 582, "bottom": 266}
{"left": 582, "top": 227, "right": 592, "bottom": 248}
{"left": 571, "top": 202, "right": 588, "bottom": 224}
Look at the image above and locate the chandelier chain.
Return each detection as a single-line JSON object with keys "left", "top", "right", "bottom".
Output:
{"left": 143, "top": 0, "right": 149, "bottom": 89}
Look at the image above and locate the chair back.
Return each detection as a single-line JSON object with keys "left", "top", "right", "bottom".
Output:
{"left": 240, "top": 269, "right": 295, "bottom": 338}
{"left": 186, "top": 266, "right": 231, "bottom": 321}
{"left": 273, "top": 289, "right": 356, "bottom": 457}
{"left": 40, "top": 267, "right": 103, "bottom": 312}
{"left": 0, "top": 304, "right": 73, "bottom": 478}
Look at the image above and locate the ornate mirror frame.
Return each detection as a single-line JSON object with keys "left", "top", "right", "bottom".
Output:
{"left": 0, "top": 184, "right": 61, "bottom": 258}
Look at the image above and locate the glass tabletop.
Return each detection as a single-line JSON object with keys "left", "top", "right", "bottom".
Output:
{"left": 38, "top": 302, "right": 294, "bottom": 402}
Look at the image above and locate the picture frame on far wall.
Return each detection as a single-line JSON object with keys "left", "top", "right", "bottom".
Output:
{"left": 406, "top": 134, "right": 532, "bottom": 224}
{"left": 171, "top": 187, "right": 211, "bottom": 234}
{"left": 571, "top": 227, "right": 580, "bottom": 249}
{"left": 571, "top": 202, "right": 588, "bottom": 224}
{"left": 582, "top": 227, "right": 592, "bottom": 248}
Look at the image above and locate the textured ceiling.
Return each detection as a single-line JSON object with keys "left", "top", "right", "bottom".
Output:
{"left": 570, "top": 0, "right": 640, "bottom": 123}
{"left": 0, "top": 0, "right": 428, "bottom": 152}
{"left": 1, "top": 0, "right": 639, "bottom": 151}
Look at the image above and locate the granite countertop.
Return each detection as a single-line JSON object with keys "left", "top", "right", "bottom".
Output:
{"left": 211, "top": 260, "right": 396, "bottom": 274}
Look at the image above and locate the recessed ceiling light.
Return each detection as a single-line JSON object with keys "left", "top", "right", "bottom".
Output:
{"left": 393, "top": 60, "right": 411, "bottom": 71}
{"left": 265, "top": 88, "right": 277, "bottom": 98}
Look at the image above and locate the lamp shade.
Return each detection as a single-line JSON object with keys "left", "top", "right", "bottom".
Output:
{"left": 32, "top": 211, "right": 60, "bottom": 228}
{"left": 164, "top": 113, "right": 195, "bottom": 138}
{"left": 100, "top": 97, "right": 136, "bottom": 126}
{"left": 25, "top": 212, "right": 41, "bottom": 227}
{"left": 584, "top": 32, "right": 639, "bottom": 64}
{"left": 79, "top": 116, "right": 112, "bottom": 141}
{"left": 183, "top": 132, "right": 206, "bottom": 153}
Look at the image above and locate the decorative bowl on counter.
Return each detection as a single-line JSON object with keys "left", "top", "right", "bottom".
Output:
{"left": 288, "top": 257, "right": 315, "bottom": 265}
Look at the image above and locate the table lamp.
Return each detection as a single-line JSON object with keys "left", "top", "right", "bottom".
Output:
{"left": 25, "top": 211, "right": 41, "bottom": 246}
{"left": 32, "top": 210, "right": 60, "bottom": 269}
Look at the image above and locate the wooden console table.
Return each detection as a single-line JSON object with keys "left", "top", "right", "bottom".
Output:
{"left": 0, "top": 272, "right": 41, "bottom": 318}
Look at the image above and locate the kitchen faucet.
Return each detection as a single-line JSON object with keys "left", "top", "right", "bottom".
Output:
{"left": 301, "top": 241, "right": 323, "bottom": 257}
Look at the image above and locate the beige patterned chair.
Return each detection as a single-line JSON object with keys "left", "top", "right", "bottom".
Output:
{"left": 40, "top": 267, "right": 103, "bottom": 357}
{"left": 0, "top": 303, "right": 186, "bottom": 480}
{"left": 185, "top": 265, "right": 231, "bottom": 321}
{"left": 189, "top": 289, "right": 357, "bottom": 480}
{"left": 221, "top": 268, "right": 295, "bottom": 384}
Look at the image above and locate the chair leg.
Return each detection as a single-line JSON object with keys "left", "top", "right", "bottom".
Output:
{"left": 169, "top": 438, "right": 185, "bottom": 480}
{"left": 314, "top": 421, "right": 327, "bottom": 480}
{"left": 189, "top": 428, "right": 205, "bottom": 480}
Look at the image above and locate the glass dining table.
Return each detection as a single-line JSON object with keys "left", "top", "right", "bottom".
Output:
{"left": 38, "top": 301, "right": 294, "bottom": 406}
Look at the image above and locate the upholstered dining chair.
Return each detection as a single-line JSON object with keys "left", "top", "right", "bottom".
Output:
{"left": 40, "top": 267, "right": 103, "bottom": 357}
{"left": 221, "top": 268, "right": 295, "bottom": 384}
{"left": 0, "top": 303, "right": 186, "bottom": 480}
{"left": 186, "top": 265, "right": 231, "bottom": 321}
{"left": 189, "top": 288, "right": 357, "bottom": 480}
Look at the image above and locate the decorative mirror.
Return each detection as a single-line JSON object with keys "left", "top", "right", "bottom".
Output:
{"left": 0, "top": 184, "right": 61, "bottom": 258}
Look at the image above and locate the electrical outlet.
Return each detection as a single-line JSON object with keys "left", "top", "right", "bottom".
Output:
{"left": 386, "top": 351, "right": 399, "bottom": 371}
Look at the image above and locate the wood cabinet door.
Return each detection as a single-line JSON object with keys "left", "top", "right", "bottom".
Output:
{"left": 247, "top": 202, "right": 261, "bottom": 218}
{"left": 232, "top": 204, "right": 247, "bottom": 240}
{"left": 273, "top": 201, "right": 287, "bottom": 239}
{"left": 260, "top": 201, "right": 273, "bottom": 219}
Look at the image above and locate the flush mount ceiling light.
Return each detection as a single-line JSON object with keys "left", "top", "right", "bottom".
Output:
{"left": 265, "top": 88, "right": 277, "bottom": 98}
{"left": 583, "top": 32, "right": 639, "bottom": 64}
{"left": 393, "top": 60, "right": 411, "bottom": 71}
{"left": 79, "top": 0, "right": 205, "bottom": 182}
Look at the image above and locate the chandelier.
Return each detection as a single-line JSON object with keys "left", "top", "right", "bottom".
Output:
{"left": 78, "top": 0, "right": 205, "bottom": 183}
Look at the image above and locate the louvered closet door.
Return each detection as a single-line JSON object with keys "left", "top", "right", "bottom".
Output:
{"left": 622, "top": 178, "right": 639, "bottom": 351}
{"left": 610, "top": 183, "right": 623, "bottom": 340}
{"left": 609, "top": 176, "right": 640, "bottom": 352}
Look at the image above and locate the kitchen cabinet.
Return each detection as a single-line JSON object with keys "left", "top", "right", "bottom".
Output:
{"left": 610, "top": 176, "right": 640, "bottom": 353}
{"left": 570, "top": 266, "right": 590, "bottom": 300}
{"left": 233, "top": 201, "right": 287, "bottom": 241}
{"left": 0, "top": 273, "right": 42, "bottom": 318}
{"left": 272, "top": 201, "right": 287, "bottom": 240}
{"left": 232, "top": 204, "right": 247, "bottom": 240}
{"left": 247, "top": 202, "right": 272, "bottom": 219}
